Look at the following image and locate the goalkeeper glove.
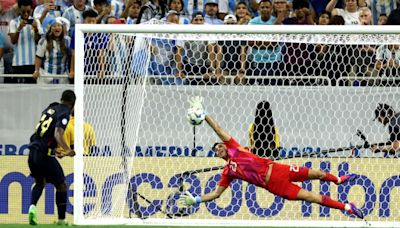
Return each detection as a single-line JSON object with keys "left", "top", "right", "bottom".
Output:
{"left": 188, "top": 96, "right": 204, "bottom": 111}
{"left": 178, "top": 191, "right": 202, "bottom": 206}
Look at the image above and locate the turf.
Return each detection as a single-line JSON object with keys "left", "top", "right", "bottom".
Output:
{"left": 2, "top": 225, "right": 297, "bottom": 228}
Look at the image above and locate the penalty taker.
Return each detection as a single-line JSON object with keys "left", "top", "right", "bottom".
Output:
{"left": 180, "top": 97, "right": 364, "bottom": 219}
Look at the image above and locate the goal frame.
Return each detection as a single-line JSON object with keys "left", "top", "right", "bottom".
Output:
{"left": 74, "top": 24, "right": 400, "bottom": 227}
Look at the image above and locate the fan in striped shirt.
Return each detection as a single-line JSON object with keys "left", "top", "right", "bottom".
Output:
{"left": 33, "top": 17, "right": 71, "bottom": 84}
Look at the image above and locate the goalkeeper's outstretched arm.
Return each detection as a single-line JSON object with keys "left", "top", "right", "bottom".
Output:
{"left": 205, "top": 115, "right": 231, "bottom": 142}
{"left": 188, "top": 96, "right": 231, "bottom": 142}
{"left": 179, "top": 185, "right": 227, "bottom": 206}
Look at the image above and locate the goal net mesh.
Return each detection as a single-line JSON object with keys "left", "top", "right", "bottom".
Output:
{"left": 78, "top": 25, "right": 400, "bottom": 226}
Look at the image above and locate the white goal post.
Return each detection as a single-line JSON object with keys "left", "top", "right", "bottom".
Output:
{"left": 74, "top": 24, "right": 400, "bottom": 227}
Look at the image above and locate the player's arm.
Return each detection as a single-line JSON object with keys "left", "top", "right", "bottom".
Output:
{"left": 188, "top": 96, "right": 231, "bottom": 142}
{"left": 179, "top": 185, "right": 227, "bottom": 206}
{"left": 55, "top": 127, "right": 75, "bottom": 157}
{"left": 205, "top": 115, "right": 231, "bottom": 142}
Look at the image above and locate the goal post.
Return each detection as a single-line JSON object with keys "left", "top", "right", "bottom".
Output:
{"left": 74, "top": 24, "right": 400, "bottom": 227}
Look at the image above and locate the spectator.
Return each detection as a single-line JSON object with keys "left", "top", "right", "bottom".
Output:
{"left": 273, "top": 0, "right": 290, "bottom": 22}
{"left": 315, "top": 15, "right": 346, "bottom": 86}
{"left": 93, "top": 0, "right": 112, "bottom": 23}
{"left": 7, "top": 0, "right": 43, "bottom": 84}
{"left": 375, "top": 45, "right": 400, "bottom": 80}
{"left": 204, "top": 0, "right": 223, "bottom": 24}
{"left": 136, "top": 0, "right": 167, "bottom": 23}
{"left": 277, "top": 0, "right": 314, "bottom": 24}
{"left": 33, "top": 17, "right": 71, "bottom": 84}
{"left": 215, "top": 14, "right": 248, "bottom": 84}
{"left": 82, "top": 9, "right": 109, "bottom": 77}
{"left": 218, "top": 0, "right": 235, "bottom": 19}
{"left": 177, "top": 12, "right": 210, "bottom": 84}
{"left": 0, "top": 1, "right": 18, "bottom": 76}
{"left": 326, "top": 0, "right": 365, "bottom": 25}
{"left": 279, "top": 0, "right": 315, "bottom": 83}
{"left": 183, "top": 0, "right": 205, "bottom": 19}
{"left": 329, "top": 14, "right": 345, "bottom": 24}
{"left": 310, "top": 0, "right": 342, "bottom": 17}
{"left": 386, "top": 8, "right": 400, "bottom": 25}
{"left": 105, "top": 15, "right": 118, "bottom": 24}
{"left": 370, "top": 0, "right": 396, "bottom": 25}
{"left": 240, "top": 0, "right": 260, "bottom": 17}
{"left": 62, "top": 0, "right": 91, "bottom": 36}
{"left": 378, "top": 13, "right": 388, "bottom": 25}
{"left": 169, "top": 0, "right": 190, "bottom": 24}
{"left": 90, "top": 0, "right": 124, "bottom": 20}
{"left": 149, "top": 11, "right": 184, "bottom": 85}
{"left": 359, "top": 6, "right": 372, "bottom": 25}
{"left": 317, "top": 10, "right": 331, "bottom": 25}
{"left": 123, "top": 0, "right": 141, "bottom": 24}
{"left": 249, "top": 0, "right": 276, "bottom": 25}
{"left": 69, "top": 29, "right": 74, "bottom": 83}
{"left": 235, "top": 1, "right": 252, "bottom": 24}
{"left": 33, "top": 0, "right": 63, "bottom": 23}
{"left": 248, "top": 0, "right": 284, "bottom": 85}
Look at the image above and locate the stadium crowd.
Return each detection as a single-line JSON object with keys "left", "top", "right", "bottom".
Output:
{"left": 0, "top": 0, "right": 400, "bottom": 85}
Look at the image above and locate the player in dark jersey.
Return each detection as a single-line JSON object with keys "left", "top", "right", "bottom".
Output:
{"left": 372, "top": 103, "right": 400, "bottom": 154}
{"left": 180, "top": 97, "right": 364, "bottom": 219}
{"left": 28, "top": 90, "right": 76, "bottom": 225}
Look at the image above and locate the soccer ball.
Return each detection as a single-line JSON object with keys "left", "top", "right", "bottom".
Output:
{"left": 187, "top": 108, "right": 205, "bottom": 125}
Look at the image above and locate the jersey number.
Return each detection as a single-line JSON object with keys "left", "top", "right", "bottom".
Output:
{"left": 35, "top": 109, "right": 54, "bottom": 137}
{"left": 229, "top": 160, "right": 237, "bottom": 172}
{"left": 290, "top": 165, "right": 300, "bottom": 172}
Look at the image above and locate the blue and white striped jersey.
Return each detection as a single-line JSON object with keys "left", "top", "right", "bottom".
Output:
{"left": 36, "top": 36, "right": 71, "bottom": 75}
{"left": 183, "top": 0, "right": 205, "bottom": 18}
{"left": 33, "top": 4, "right": 63, "bottom": 20}
{"left": 62, "top": 5, "right": 92, "bottom": 36}
{"left": 9, "top": 16, "right": 43, "bottom": 66}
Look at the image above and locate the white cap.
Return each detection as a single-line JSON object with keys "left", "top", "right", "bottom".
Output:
{"left": 224, "top": 14, "right": 237, "bottom": 24}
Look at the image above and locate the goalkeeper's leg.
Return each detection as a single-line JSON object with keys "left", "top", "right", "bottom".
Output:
{"left": 306, "top": 169, "right": 357, "bottom": 185}
{"left": 296, "top": 189, "right": 364, "bottom": 219}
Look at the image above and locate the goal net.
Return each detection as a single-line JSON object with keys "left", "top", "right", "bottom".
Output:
{"left": 74, "top": 24, "right": 400, "bottom": 227}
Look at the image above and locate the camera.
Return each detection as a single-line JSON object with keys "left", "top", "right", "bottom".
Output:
{"left": 54, "top": 5, "right": 61, "bottom": 10}
{"left": 27, "top": 19, "right": 34, "bottom": 24}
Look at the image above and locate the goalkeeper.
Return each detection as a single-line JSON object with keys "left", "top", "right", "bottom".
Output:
{"left": 180, "top": 97, "right": 364, "bottom": 219}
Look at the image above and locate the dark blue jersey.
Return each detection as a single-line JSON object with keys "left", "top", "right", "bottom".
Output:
{"left": 29, "top": 102, "right": 70, "bottom": 155}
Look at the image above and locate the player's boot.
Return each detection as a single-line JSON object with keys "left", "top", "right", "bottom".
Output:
{"left": 336, "top": 174, "right": 357, "bottom": 185}
{"left": 28, "top": 205, "right": 38, "bottom": 225}
{"left": 55, "top": 219, "right": 70, "bottom": 226}
{"left": 349, "top": 203, "right": 364, "bottom": 219}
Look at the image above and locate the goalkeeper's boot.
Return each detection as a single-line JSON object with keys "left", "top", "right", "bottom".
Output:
{"left": 55, "top": 219, "right": 70, "bottom": 226}
{"left": 349, "top": 203, "right": 364, "bottom": 219}
{"left": 28, "top": 205, "right": 38, "bottom": 225}
{"left": 337, "top": 174, "right": 357, "bottom": 185}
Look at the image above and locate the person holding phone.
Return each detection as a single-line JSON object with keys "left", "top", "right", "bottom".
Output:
{"left": 7, "top": 0, "right": 43, "bottom": 84}
{"left": 33, "top": 0, "right": 63, "bottom": 23}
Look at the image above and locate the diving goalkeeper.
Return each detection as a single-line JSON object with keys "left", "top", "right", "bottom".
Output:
{"left": 180, "top": 97, "right": 364, "bottom": 219}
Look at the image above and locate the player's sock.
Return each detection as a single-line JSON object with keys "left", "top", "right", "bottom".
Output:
{"left": 30, "top": 183, "right": 44, "bottom": 205}
{"left": 321, "top": 195, "right": 346, "bottom": 210}
{"left": 336, "top": 174, "right": 357, "bottom": 185}
{"left": 28, "top": 204, "right": 38, "bottom": 225}
{"left": 322, "top": 173, "right": 340, "bottom": 184}
{"left": 56, "top": 191, "right": 67, "bottom": 220}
